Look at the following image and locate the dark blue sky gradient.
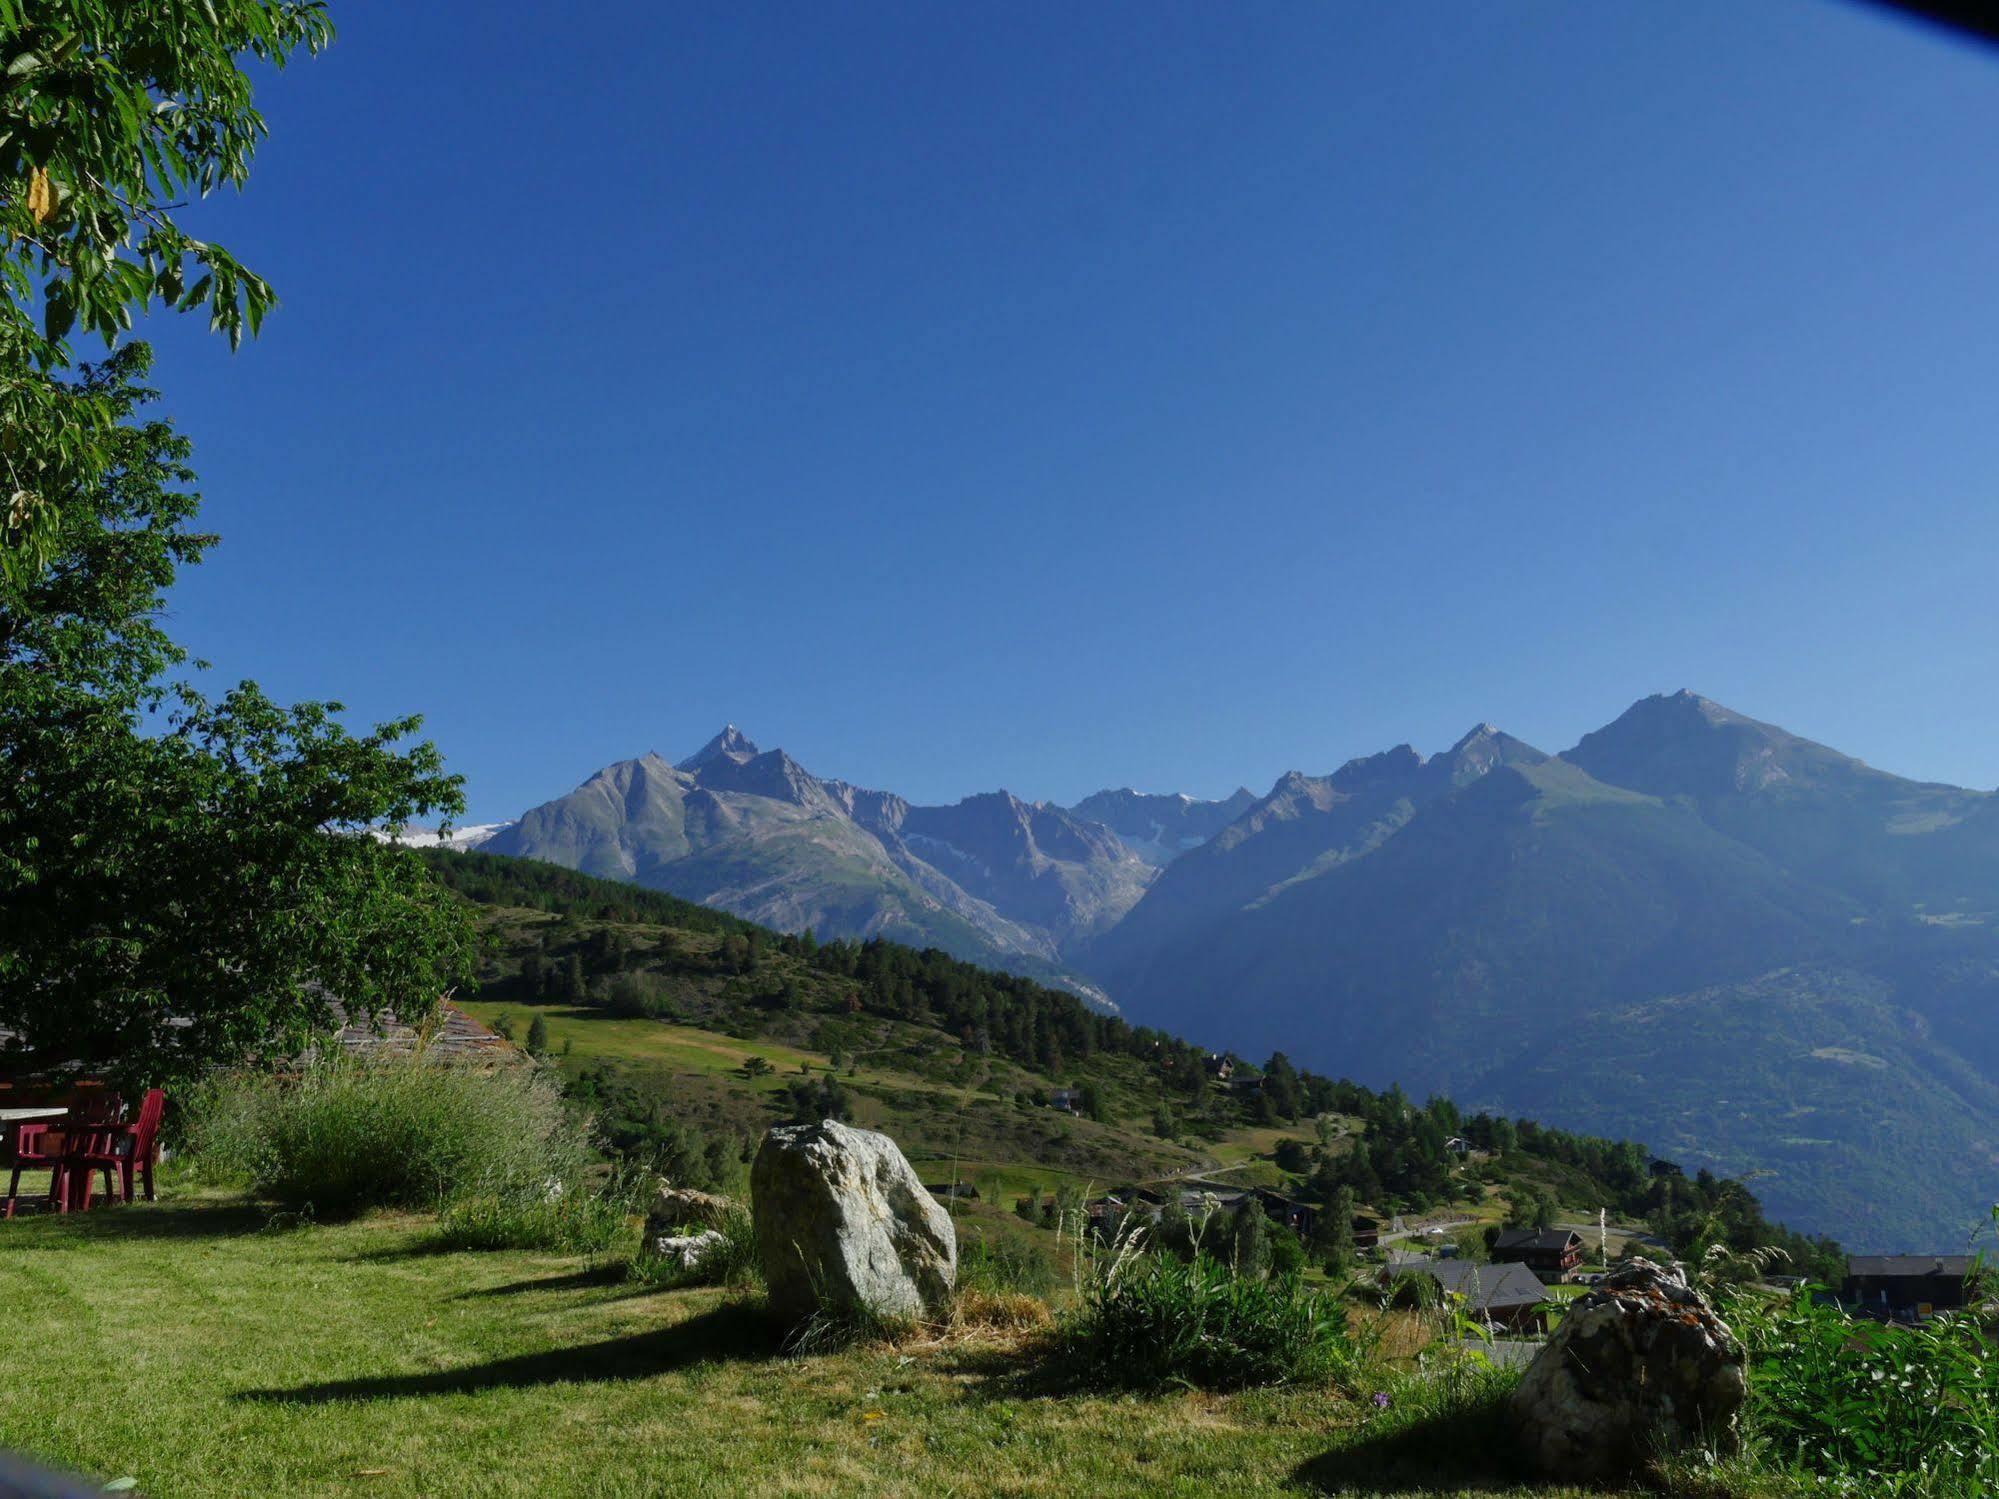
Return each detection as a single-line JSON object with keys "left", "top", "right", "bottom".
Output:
{"left": 142, "top": 1, "right": 1999, "bottom": 819}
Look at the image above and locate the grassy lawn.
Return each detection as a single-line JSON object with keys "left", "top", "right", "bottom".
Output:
{"left": 0, "top": 1187, "right": 1647, "bottom": 1499}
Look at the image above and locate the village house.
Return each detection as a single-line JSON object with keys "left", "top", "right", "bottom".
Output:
{"left": 1842, "top": 1255, "right": 1977, "bottom": 1319}
{"left": 1491, "top": 1227, "right": 1584, "bottom": 1283}
{"left": 1047, "top": 1087, "right": 1080, "bottom": 1112}
{"left": 1383, "top": 1255, "right": 1551, "bottom": 1333}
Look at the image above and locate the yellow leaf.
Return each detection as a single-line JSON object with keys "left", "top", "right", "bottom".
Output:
{"left": 26, "top": 166, "right": 52, "bottom": 224}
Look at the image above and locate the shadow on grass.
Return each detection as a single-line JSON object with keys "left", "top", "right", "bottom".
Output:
{"left": 455, "top": 1264, "right": 632, "bottom": 1299}
{"left": 0, "top": 1199, "right": 278, "bottom": 1245}
{"left": 237, "top": 1301, "right": 781, "bottom": 1404}
{"left": 1291, "top": 1389, "right": 1558, "bottom": 1496}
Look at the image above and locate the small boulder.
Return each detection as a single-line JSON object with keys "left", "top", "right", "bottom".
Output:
{"left": 645, "top": 1183, "right": 732, "bottom": 1237}
{"left": 1511, "top": 1261, "right": 1746, "bottom": 1482}
{"left": 651, "top": 1229, "right": 727, "bottom": 1271}
{"left": 751, "top": 1120, "right": 956, "bottom": 1326}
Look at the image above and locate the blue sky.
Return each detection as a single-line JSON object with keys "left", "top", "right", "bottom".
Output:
{"left": 146, "top": 1, "right": 1999, "bottom": 820}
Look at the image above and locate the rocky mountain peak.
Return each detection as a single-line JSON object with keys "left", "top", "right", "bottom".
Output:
{"left": 677, "top": 724, "right": 761, "bottom": 772}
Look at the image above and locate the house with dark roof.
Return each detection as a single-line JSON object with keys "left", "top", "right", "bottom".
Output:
{"left": 1383, "top": 1256, "right": 1552, "bottom": 1332}
{"left": 1491, "top": 1227, "right": 1584, "bottom": 1283}
{"left": 1842, "top": 1255, "right": 1978, "bottom": 1319}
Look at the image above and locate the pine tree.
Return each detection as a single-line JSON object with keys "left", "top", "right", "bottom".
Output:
{"left": 525, "top": 1013, "right": 549, "bottom": 1055}
{"left": 1313, "top": 1185, "right": 1357, "bottom": 1276}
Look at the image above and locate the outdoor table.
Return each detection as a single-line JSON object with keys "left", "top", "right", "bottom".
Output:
{"left": 1, "top": 1107, "right": 77, "bottom": 1212}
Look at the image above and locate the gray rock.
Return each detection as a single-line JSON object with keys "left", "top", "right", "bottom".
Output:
{"left": 751, "top": 1120, "right": 956, "bottom": 1326}
{"left": 1511, "top": 1261, "right": 1746, "bottom": 1481}
{"left": 651, "top": 1229, "right": 727, "bottom": 1270}
{"left": 645, "top": 1184, "right": 732, "bottom": 1237}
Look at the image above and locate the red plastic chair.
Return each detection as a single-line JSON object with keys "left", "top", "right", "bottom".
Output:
{"left": 59, "top": 1090, "right": 163, "bottom": 1210}
{"left": 109, "top": 1088, "right": 166, "bottom": 1203}
{"left": 42, "top": 1093, "right": 126, "bottom": 1215}
{"left": 2, "top": 1120, "right": 58, "bottom": 1219}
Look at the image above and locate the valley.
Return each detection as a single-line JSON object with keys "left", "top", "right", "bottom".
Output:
{"left": 422, "top": 691, "right": 1999, "bottom": 1247}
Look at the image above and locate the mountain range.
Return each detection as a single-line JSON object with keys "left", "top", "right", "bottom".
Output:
{"left": 423, "top": 695, "right": 1999, "bottom": 1245}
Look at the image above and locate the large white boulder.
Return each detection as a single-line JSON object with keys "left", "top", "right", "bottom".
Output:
{"left": 751, "top": 1120, "right": 956, "bottom": 1326}
{"left": 1511, "top": 1260, "right": 1746, "bottom": 1481}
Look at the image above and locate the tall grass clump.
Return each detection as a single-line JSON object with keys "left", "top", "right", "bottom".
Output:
{"left": 958, "top": 1231, "right": 1059, "bottom": 1299}
{"left": 434, "top": 1181, "right": 633, "bottom": 1253}
{"left": 1730, "top": 1289, "right": 1999, "bottom": 1496}
{"left": 1059, "top": 1222, "right": 1356, "bottom": 1391}
{"left": 625, "top": 1203, "right": 761, "bottom": 1290}
{"left": 184, "top": 1056, "right": 590, "bottom": 1218}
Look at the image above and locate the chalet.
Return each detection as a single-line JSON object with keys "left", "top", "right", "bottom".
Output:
{"left": 922, "top": 1182, "right": 979, "bottom": 1202}
{"left": 1204, "top": 1054, "right": 1235, "bottom": 1081}
{"left": 324, "top": 1000, "right": 515, "bottom": 1064}
{"left": 1842, "top": 1255, "right": 1977, "bottom": 1319}
{"left": 1351, "top": 1213, "right": 1382, "bottom": 1250}
{"left": 1047, "top": 1087, "right": 1080, "bottom": 1112}
{"left": 1444, "top": 1136, "right": 1471, "bottom": 1157}
{"left": 1250, "top": 1186, "right": 1316, "bottom": 1237}
{"left": 1383, "top": 1257, "right": 1551, "bottom": 1332}
{"left": 1491, "top": 1227, "right": 1584, "bottom": 1283}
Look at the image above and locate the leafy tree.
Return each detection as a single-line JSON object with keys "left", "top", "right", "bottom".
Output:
{"left": 2, "top": 1, "right": 331, "bottom": 582}
{"left": 1505, "top": 1185, "right": 1560, "bottom": 1231}
{"left": 1077, "top": 1079, "right": 1109, "bottom": 1124}
{"left": 783, "top": 1073, "right": 848, "bottom": 1124}
{"left": 0, "top": 7, "right": 476, "bottom": 1088}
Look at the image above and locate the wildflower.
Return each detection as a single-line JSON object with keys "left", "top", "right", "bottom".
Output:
{"left": 1372, "top": 1391, "right": 1392, "bottom": 1409}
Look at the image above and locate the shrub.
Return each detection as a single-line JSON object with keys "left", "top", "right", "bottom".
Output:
{"left": 626, "top": 1204, "right": 761, "bottom": 1290}
{"left": 959, "top": 1232, "right": 1059, "bottom": 1298}
{"left": 1061, "top": 1237, "right": 1356, "bottom": 1391}
{"left": 183, "top": 1057, "right": 589, "bottom": 1217}
{"left": 435, "top": 1183, "right": 631, "bottom": 1253}
{"left": 1381, "top": 1269, "right": 1442, "bottom": 1311}
{"left": 564, "top": 1065, "right": 742, "bottom": 1189}
{"left": 1731, "top": 1290, "right": 1999, "bottom": 1495}
{"left": 605, "top": 972, "right": 679, "bottom": 1020}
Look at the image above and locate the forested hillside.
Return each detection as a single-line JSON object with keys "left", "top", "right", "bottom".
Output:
{"left": 420, "top": 850, "right": 1842, "bottom": 1283}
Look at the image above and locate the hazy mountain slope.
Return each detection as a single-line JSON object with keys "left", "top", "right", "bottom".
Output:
{"left": 1477, "top": 967, "right": 1999, "bottom": 1248}
{"left": 1105, "top": 757, "right": 1858, "bottom": 1090}
{"left": 1067, "top": 787, "right": 1257, "bottom": 867}
{"left": 1082, "top": 725, "right": 1546, "bottom": 979}
{"left": 1566, "top": 691, "right": 1999, "bottom": 910}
